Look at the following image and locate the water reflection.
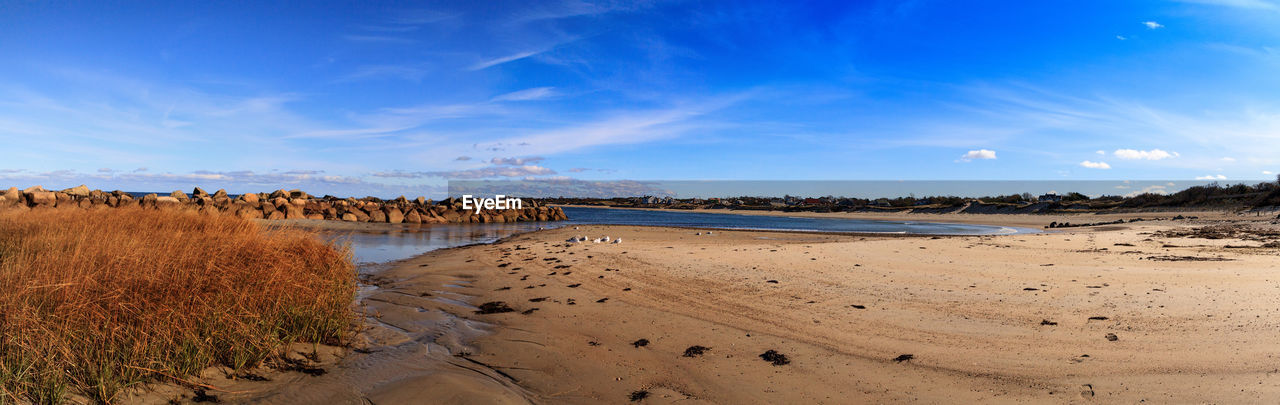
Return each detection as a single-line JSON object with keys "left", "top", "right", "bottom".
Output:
{"left": 315, "top": 222, "right": 559, "bottom": 265}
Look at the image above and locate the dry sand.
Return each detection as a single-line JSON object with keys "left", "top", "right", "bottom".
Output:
{"left": 141, "top": 213, "right": 1280, "bottom": 404}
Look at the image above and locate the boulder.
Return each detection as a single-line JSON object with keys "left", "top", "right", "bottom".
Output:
{"left": 239, "top": 192, "right": 260, "bottom": 205}
{"left": 404, "top": 209, "right": 422, "bottom": 224}
{"left": 192, "top": 187, "right": 210, "bottom": 198}
{"left": 155, "top": 196, "right": 182, "bottom": 209}
{"left": 341, "top": 212, "right": 358, "bottom": 222}
{"left": 27, "top": 191, "right": 57, "bottom": 208}
{"left": 22, "top": 185, "right": 46, "bottom": 194}
{"left": 284, "top": 204, "right": 304, "bottom": 219}
{"left": 352, "top": 209, "right": 370, "bottom": 222}
{"left": 169, "top": 190, "right": 189, "bottom": 201}
{"left": 212, "top": 189, "right": 228, "bottom": 199}
{"left": 236, "top": 207, "right": 263, "bottom": 220}
{"left": 62, "top": 185, "right": 90, "bottom": 197}
{"left": 369, "top": 209, "right": 387, "bottom": 223}
{"left": 266, "top": 210, "right": 286, "bottom": 220}
{"left": 385, "top": 208, "right": 404, "bottom": 224}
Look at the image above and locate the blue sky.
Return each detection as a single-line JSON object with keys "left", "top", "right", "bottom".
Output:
{"left": 1, "top": 0, "right": 1279, "bottom": 197}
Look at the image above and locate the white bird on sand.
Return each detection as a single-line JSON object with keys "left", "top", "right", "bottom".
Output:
{"left": 593, "top": 238, "right": 602, "bottom": 243}
{"left": 696, "top": 232, "right": 702, "bottom": 235}
{"left": 603, "top": 236, "right": 611, "bottom": 242}
{"left": 574, "top": 226, "right": 580, "bottom": 230}
{"left": 612, "top": 238, "right": 622, "bottom": 244}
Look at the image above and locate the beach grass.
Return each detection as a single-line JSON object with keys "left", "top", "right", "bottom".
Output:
{"left": 0, "top": 207, "right": 356, "bottom": 404}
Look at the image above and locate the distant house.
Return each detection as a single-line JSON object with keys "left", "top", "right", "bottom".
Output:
{"left": 641, "top": 196, "right": 660, "bottom": 204}
{"left": 1038, "top": 193, "right": 1062, "bottom": 203}
{"left": 870, "top": 198, "right": 891, "bottom": 207}
{"left": 803, "top": 198, "right": 823, "bottom": 205}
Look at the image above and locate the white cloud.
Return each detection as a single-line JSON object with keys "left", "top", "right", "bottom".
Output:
{"left": 490, "top": 156, "right": 545, "bottom": 165}
{"left": 1264, "top": 170, "right": 1274, "bottom": 175}
{"left": 1143, "top": 21, "right": 1164, "bottom": 29}
{"left": 1221, "top": 157, "right": 1236, "bottom": 162}
{"left": 469, "top": 50, "right": 542, "bottom": 71}
{"left": 1125, "top": 185, "right": 1169, "bottom": 197}
{"left": 1114, "top": 148, "right": 1178, "bottom": 160}
{"left": 1195, "top": 174, "right": 1227, "bottom": 180}
{"left": 960, "top": 149, "right": 997, "bottom": 161}
{"left": 1116, "top": 35, "right": 1127, "bottom": 41}
{"left": 373, "top": 165, "right": 556, "bottom": 179}
{"left": 1096, "top": 150, "right": 1106, "bottom": 155}
{"left": 1079, "top": 160, "right": 1111, "bottom": 169}
{"left": 492, "top": 87, "right": 556, "bottom": 102}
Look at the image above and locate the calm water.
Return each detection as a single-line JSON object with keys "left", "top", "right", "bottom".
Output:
{"left": 562, "top": 206, "right": 1024, "bottom": 235}
{"left": 329, "top": 223, "right": 551, "bottom": 265}
{"left": 331, "top": 206, "right": 1024, "bottom": 264}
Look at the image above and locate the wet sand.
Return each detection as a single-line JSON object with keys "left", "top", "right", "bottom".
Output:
{"left": 139, "top": 214, "right": 1280, "bottom": 403}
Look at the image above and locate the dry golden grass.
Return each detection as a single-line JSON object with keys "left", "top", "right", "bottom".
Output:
{"left": 0, "top": 207, "right": 356, "bottom": 404}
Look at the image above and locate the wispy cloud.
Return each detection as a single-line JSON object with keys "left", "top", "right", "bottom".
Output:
{"left": 469, "top": 50, "right": 543, "bottom": 71}
{"left": 1196, "top": 174, "right": 1227, "bottom": 180}
{"left": 1080, "top": 160, "right": 1111, "bottom": 169}
{"left": 373, "top": 165, "right": 556, "bottom": 179}
{"left": 1114, "top": 148, "right": 1178, "bottom": 160}
{"left": 338, "top": 64, "right": 431, "bottom": 83}
{"left": 491, "top": 156, "right": 545, "bottom": 165}
{"left": 1143, "top": 21, "right": 1164, "bottom": 29}
{"left": 492, "top": 87, "right": 556, "bottom": 101}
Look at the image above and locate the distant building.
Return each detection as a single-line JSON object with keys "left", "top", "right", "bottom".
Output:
{"left": 803, "top": 198, "right": 822, "bottom": 205}
{"left": 1038, "top": 193, "right": 1062, "bottom": 203}
{"left": 641, "top": 196, "right": 660, "bottom": 204}
{"left": 870, "top": 198, "right": 891, "bottom": 207}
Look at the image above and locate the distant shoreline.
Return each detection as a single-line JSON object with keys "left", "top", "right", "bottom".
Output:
{"left": 554, "top": 203, "right": 1245, "bottom": 229}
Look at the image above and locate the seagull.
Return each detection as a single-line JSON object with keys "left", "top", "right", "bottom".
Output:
{"left": 603, "top": 236, "right": 611, "bottom": 242}
{"left": 612, "top": 238, "right": 622, "bottom": 244}
{"left": 574, "top": 226, "right": 580, "bottom": 230}
{"left": 696, "top": 232, "right": 702, "bottom": 235}
{"left": 593, "top": 238, "right": 602, "bottom": 243}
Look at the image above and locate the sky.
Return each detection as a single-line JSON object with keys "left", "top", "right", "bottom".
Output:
{"left": 1, "top": 0, "right": 1279, "bottom": 197}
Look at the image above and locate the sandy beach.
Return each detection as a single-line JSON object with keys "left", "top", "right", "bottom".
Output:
{"left": 155, "top": 211, "right": 1280, "bottom": 404}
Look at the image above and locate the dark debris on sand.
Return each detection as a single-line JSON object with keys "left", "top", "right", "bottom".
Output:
{"left": 192, "top": 389, "right": 219, "bottom": 403}
{"left": 476, "top": 301, "right": 515, "bottom": 314}
{"left": 759, "top": 350, "right": 791, "bottom": 366}
{"left": 629, "top": 390, "right": 650, "bottom": 401}
{"left": 683, "top": 345, "right": 711, "bottom": 357}
{"left": 633, "top": 338, "right": 650, "bottom": 348}
{"left": 893, "top": 354, "right": 914, "bottom": 362}
{"left": 1040, "top": 320, "right": 1058, "bottom": 325}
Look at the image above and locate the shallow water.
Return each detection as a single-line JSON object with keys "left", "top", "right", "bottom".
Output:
{"left": 321, "top": 223, "right": 551, "bottom": 264}
{"left": 320, "top": 206, "right": 1023, "bottom": 264}
{"left": 562, "top": 206, "right": 1028, "bottom": 236}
